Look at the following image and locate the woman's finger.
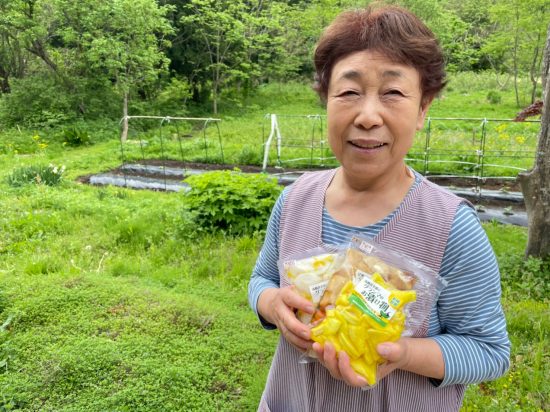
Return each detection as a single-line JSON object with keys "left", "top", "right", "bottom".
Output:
{"left": 322, "top": 342, "right": 343, "bottom": 380}
{"left": 337, "top": 351, "right": 368, "bottom": 387}
{"left": 280, "top": 286, "right": 315, "bottom": 314}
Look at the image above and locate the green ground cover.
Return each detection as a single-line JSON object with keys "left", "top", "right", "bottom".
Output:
{"left": 0, "top": 74, "right": 548, "bottom": 411}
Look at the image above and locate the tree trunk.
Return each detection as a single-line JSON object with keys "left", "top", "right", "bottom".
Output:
{"left": 212, "top": 85, "right": 218, "bottom": 114}
{"left": 512, "top": 10, "right": 520, "bottom": 107}
{"left": 0, "top": 64, "right": 10, "bottom": 93}
{"left": 120, "top": 91, "right": 129, "bottom": 142}
{"left": 518, "top": 24, "right": 550, "bottom": 259}
{"left": 212, "top": 68, "right": 219, "bottom": 114}
{"left": 529, "top": 34, "right": 541, "bottom": 104}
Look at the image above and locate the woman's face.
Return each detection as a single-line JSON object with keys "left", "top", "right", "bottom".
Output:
{"left": 326, "top": 50, "right": 430, "bottom": 182}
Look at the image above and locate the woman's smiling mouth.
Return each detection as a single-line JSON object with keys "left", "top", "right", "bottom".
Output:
{"left": 348, "top": 139, "right": 387, "bottom": 150}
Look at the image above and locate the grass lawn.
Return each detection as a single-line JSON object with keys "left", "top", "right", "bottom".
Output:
{"left": 0, "top": 74, "right": 548, "bottom": 411}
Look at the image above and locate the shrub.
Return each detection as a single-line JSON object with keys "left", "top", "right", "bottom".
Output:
{"left": 182, "top": 170, "right": 282, "bottom": 236}
{"left": 62, "top": 127, "right": 92, "bottom": 147}
{"left": 499, "top": 254, "right": 550, "bottom": 301}
{"left": 6, "top": 164, "right": 65, "bottom": 187}
{"left": 236, "top": 146, "right": 261, "bottom": 166}
{"left": 486, "top": 90, "right": 502, "bottom": 104}
{"left": 0, "top": 76, "right": 73, "bottom": 128}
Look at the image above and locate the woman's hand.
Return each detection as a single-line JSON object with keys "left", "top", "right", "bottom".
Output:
{"left": 311, "top": 338, "right": 410, "bottom": 387}
{"left": 312, "top": 341, "right": 368, "bottom": 387}
{"left": 257, "top": 286, "right": 314, "bottom": 351}
{"left": 313, "top": 337, "right": 443, "bottom": 387}
{"left": 376, "top": 340, "right": 411, "bottom": 380}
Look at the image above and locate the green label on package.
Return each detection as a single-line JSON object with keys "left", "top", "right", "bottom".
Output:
{"left": 349, "top": 273, "right": 397, "bottom": 326}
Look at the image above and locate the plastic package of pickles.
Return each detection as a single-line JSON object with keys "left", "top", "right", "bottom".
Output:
{"left": 280, "top": 235, "right": 446, "bottom": 386}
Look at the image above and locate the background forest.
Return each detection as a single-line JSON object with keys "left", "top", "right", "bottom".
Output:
{"left": 0, "top": 0, "right": 548, "bottom": 125}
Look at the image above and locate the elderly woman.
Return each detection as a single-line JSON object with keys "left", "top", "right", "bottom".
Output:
{"left": 248, "top": 5, "right": 510, "bottom": 412}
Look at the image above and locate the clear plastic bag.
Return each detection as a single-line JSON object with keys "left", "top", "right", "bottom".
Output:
{"left": 279, "top": 245, "right": 345, "bottom": 324}
{"left": 280, "top": 235, "right": 447, "bottom": 386}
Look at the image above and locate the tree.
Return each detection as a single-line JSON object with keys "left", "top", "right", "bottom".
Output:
{"left": 0, "top": 0, "right": 173, "bottom": 129}
{"left": 518, "top": 23, "right": 550, "bottom": 259}
{"left": 0, "top": 32, "right": 23, "bottom": 93}
{"left": 389, "top": 0, "right": 494, "bottom": 72}
{"left": 81, "top": 0, "right": 174, "bottom": 140}
{"left": 179, "top": 0, "right": 306, "bottom": 113}
{"left": 483, "top": 0, "right": 549, "bottom": 106}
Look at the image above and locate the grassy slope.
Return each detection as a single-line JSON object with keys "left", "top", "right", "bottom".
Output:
{"left": 0, "top": 74, "right": 548, "bottom": 411}
{"left": 0, "top": 183, "right": 276, "bottom": 411}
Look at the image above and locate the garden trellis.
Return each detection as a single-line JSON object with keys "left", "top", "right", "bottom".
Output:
{"left": 261, "top": 114, "right": 540, "bottom": 192}
{"left": 261, "top": 114, "right": 328, "bottom": 170}
{"left": 118, "top": 115, "right": 223, "bottom": 188}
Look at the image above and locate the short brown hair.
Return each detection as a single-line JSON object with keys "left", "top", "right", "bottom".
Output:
{"left": 313, "top": 5, "right": 446, "bottom": 103}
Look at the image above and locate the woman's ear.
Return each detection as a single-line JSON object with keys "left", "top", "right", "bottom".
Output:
{"left": 416, "top": 96, "right": 434, "bottom": 130}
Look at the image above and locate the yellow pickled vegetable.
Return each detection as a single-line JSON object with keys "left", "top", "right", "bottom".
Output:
{"left": 311, "top": 274, "right": 416, "bottom": 385}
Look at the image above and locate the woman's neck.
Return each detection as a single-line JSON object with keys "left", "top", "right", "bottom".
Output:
{"left": 324, "top": 165, "right": 415, "bottom": 227}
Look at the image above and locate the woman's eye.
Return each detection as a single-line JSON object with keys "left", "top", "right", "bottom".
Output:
{"left": 338, "top": 90, "right": 359, "bottom": 97}
{"left": 386, "top": 89, "right": 404, "bottom": 96}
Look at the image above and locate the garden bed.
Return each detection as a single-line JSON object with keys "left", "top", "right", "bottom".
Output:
{"left": 78, "top": 159, "right": 528, "bottom": 227}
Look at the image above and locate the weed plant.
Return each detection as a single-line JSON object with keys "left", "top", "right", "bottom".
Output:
{"left": 182, "top": 170, "right": 282, "bottom": 236}
{"left": 6, "top": 164, "right": 65, "bottom": 187}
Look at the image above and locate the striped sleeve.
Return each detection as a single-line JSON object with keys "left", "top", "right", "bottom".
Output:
{"left": 247, "top": 188, "right": 288, "bottom": 329}
{"left": 430, "top": 204, "right": 511, "bottom": 386}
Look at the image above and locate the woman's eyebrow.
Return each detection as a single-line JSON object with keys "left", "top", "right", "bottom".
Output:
{"left": 338, "top": 70, "right": 362, "bottom": 81}
{"left": 337, "top": 69, "right": 404, "bottom": 82}
{"left": 382, "top": 69, "right": 403, "bottom": 79}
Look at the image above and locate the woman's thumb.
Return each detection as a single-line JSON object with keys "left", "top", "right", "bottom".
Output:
{"left": 376, "top": 342, "right": 401, "bottom": 362}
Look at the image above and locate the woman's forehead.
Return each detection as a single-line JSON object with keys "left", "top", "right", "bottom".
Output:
{"left": 330, "top": 51, "right": 420, "bottom": 83}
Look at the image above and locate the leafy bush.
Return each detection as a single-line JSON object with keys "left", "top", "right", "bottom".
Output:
{"left": 499, "top": 254, "right": 550, "bottom": 301}
{"left": 236, "top": 146, "right": 261, "bottom": 166}
{"left": 62, "top": 127, "right": 92, "bottom": 147}
{"left": 0, "top": 76, "right": 74, "bottom": 128}
{"left": 149, "top": 77, "right": 192, "bottom": 115}
{"left": 486, "top": 90, "right": 502, "bottom": 104}
{"left": 182, "top": 170, "right": 282, "bottom": 236}
{"left": 6, "top": 164, "right": 65, "bottom": 187}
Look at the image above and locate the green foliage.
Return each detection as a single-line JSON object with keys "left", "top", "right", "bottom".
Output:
{"left": 183, "top": 170, "right": 282, "bottom": 236}
{"left": 235, "top": 146, "right": 261, "bottom": 166}
{"left": 150, "top": 77, "right": 192, "bottom": 115}
{"left": 0, "top": 177, "right": 275, "bottom": 409}
{"left": 62, "top": 127, "right": 92, "bottom": 147}
{"left": 6, "top": 164, "right": 65, "bottom": 187}
{"left": 0, "top": 131, "right": 50, "bottom": 155}
{"left": 85, "top": 0, "right": 174, "bottom": 96}
{"left": 482, "top": 0, "right": 549, "bottom": 105}
{"left": 179, "top": 0, "right": 302, "bottom": 113}
{"left": 499, "top": 255, "right": 550, "bottom": 301}
{"left": 1, "top": 0, "right": 548, "bottom": 121}
{"left": 486, "top": 90, "right": 502, "bottom": 105}
{"left": 0, "top": 76, "right": 74, "bottom": 128}
{"left": 0, "top": 0, "right": 174, "bottom": 126}
{"left": 388, "top": 0, "right": 488, "bottom": 72}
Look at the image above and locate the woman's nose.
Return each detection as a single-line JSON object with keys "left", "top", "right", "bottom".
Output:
{"left": 353, "top": 96, "right": 383, "bottom": 130}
